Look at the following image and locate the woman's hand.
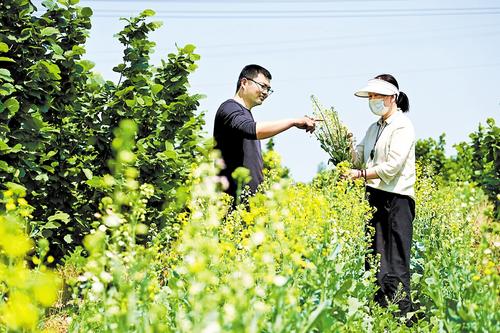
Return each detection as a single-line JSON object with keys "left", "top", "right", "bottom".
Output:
{"left": 342, "top": 169, "right": 365, "bottom": 180}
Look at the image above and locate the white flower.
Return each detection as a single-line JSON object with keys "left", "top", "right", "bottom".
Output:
{"left": 202, "top": 321, "right": 221, "bottom": 333}
{"left": 254, "top": 301, "right": 268, "bottom": 313}
{"left": 98, "top": 224, "right": 107, "bottom": 232}
{"left": 107, "top": 305, "right": 120, "bottom": 316}
{"left": 78, "top": 272, "right": 92, "bottom": 282}
{"left": 100, "top": 271, "right": 113, "bottom": 283}
{"left": 91, "top": 281, "right": 104, "bottom": 294}
{"left": 251, "top": 231, "right": 265, "bottom": 246}
{"left": 255, "top": 285, "right": 266, "bottom": 297}
{"left": 273, "top": 275, "right": 287, "bottom": 287}
{"left": 262, "top": 253, "right": 274, "bottom": 264}
{"left": 223, "top": 304, "right": 236, "bottom": 321}
{"left": 274, "top": 222, "right": 285, "bottom": 231}
{"left": 103, "top": 213, "right": 122, "bottom": 227}
{"left": 189, "top": 282, "right": 205, "bottom": 295}
{"left": 218, "top": 176, "right": 229, "bottom": 190}
{"left": 241, "top": 272, "right": 254, "bottom": 289}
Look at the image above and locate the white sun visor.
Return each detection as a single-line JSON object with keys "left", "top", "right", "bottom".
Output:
{"left": 354, "top": 79, "right": 399, "bottom": 98}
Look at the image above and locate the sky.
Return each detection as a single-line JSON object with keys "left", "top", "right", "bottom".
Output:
{"left": 34, "top": 0, "right": 500, "bottom": 182}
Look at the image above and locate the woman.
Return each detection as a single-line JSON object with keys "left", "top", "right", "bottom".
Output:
{"left": 349, "top": 74, "right": 416, "bottom": 317}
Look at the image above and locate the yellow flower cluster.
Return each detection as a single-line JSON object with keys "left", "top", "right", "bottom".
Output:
{"left": 0, "top": 211, "right": 61, "bottom": 331}
{"left": 163, "top": 160, "right": 373, "bottom": 331}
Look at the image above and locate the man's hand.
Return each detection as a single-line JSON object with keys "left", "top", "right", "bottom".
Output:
{"left": 294, "top": 116, "right": 319, "bottom": 133}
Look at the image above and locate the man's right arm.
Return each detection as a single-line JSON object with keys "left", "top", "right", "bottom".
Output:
{"left": 218, "top": 105, "right": 258, "bottom": 139}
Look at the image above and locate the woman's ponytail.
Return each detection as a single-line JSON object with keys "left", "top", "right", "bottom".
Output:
{"left": 375, "top": 74, "right": 411, "bottom": 113}
{"left": 397, "top": 91, "right": 410, "bottom": 113}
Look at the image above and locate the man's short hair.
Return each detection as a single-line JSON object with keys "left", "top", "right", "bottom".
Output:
{"left": 236, "top": 64, "right": 272, "bottom": 93}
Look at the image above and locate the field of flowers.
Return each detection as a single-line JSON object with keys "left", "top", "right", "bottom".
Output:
{"left": 1, "top": 120, "right": 498, "bottom": 332}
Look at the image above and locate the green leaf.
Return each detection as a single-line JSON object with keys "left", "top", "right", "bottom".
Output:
{"left": 0, "top": 83, "right": 15, "bottom": 96}
{"left": 10, "top": 144, "right": 22, "bottom": 153}
{"left": 115, "top": 86, "right": 134, "bottom": 98}
{"left": 69, "top": 0, "right": 79, "bottom": 5}
{"left": 141, "top": 9, "right": 156, "bottom": 17}
{"left": 0, "top": 141, "right": 10, "bottom": 151}
{"left": 300, "top": 300, "right": 329, "bottom": 333}
{"left": 4, "top": 97, "right": 20, "bottom": 114}
{"left": 151, "top": 83, "right": 163, "bottom": 94}
{"left": 64, "top": 234, "right": 73, "bottom": 243}
{"left": 35, "top": 173, "right": 49, "bottom": 182}
{"left": 51, "top": 43, "right": 64, "bottom": 55}
{"left": 0, "top": 160, "right": 14, "bottom": 172}
{"left": 48, "top": 212, "right": 71, "bottom": 224}
{"left": 183, "top": 44, "right": 196, "bottom": 54}
{"left": 0, "top": 68, "right": 13, "bottom": 82}
{"left": 150, "top": 21, "right": 163, "bottom": 29}
{"left": 125, "top": 99, "right": 136, "bottom": 107}
{"left": 81, "top": 7, "right": 93, "bottom": 17}
{"left": 42, "top": 0, "right": 57, "bottom": 10}
{"left": 83, "top": 168, "right": 93, "bottom": 179}
{"left": 77, "top": 60, "right": 95, "bottom": 71}
{"left": 41, "top": 27, "right": 60, "bottom": 36}
{"left": 0, "top": 57, "right": 14, "bottom": 63}
{"left": 42, "top": 61, "right": 61, "bottom": 77}
{"left": 0, "top": 42, "right": 8, "bottom": 53}
{"left": 42, "top": 221, "right": 60, "bottom": 230}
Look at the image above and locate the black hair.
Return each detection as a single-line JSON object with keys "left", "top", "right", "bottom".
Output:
{"left": 375, "top": 74, "right": 410, "bottom": 112}
{"left": 236, "top": 64, "right": 272, "bottom": 93}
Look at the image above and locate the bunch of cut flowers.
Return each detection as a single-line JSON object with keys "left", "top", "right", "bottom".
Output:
{"left": 311, "top": 95, "right": 363, "bottom": 169}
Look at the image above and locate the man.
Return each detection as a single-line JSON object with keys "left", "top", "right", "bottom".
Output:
{"left": 213, "top": 64, "right": 317, "bottom": 199}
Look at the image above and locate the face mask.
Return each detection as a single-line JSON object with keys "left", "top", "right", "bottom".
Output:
{"left": 369, "top": 99, "right": 389, "bottom": 116}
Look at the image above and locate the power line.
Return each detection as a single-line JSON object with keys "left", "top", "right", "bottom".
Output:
{"left": 194, "top": 23, "right": 500, "bottom": 49}
{"left": 92, "top": 7, "right": 500, "bottom": 13}
{"left": 82, "top": 0, "right": 410, "bottom": 2}
{"left": 89, "top": 8, "right": 500, "bottom": 19}
{"left": 193, "top": 63, "right": 500, "bottom": 88}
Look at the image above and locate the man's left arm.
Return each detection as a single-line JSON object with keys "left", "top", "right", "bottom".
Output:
{"left": 256, "top": 117, "right": 316, "bottom": 140}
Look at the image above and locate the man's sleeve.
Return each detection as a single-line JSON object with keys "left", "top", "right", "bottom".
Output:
{"left": 219, "top": 106, "right": 257, "bottom": 139}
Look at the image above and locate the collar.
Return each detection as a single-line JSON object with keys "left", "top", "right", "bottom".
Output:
{"left": 378, "top": 109, "right": 402, "bottom": 125}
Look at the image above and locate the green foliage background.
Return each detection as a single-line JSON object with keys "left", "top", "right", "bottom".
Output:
{"left": 416, "top": 118, "right": 499, "bottom": 218}
{"left": 0, "top": 0, "right": 209, "bottom": 256}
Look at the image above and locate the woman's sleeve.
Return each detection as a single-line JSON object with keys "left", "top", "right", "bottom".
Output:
{"left": 372, "top": 124, "right": 415, "bottom": 184}
{"left": 354, "top": 135, "right": 365, "bottom": 167}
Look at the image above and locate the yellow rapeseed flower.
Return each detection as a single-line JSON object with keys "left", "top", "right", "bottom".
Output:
{"left": 17, "top": 197, "right": 28, "bottom": 206}
{"left": 1, "top": 233, "right": 33, "bottom": 257}
{"left": 5, "top": 202, "right": 16, "bottom": 211}
{"left": 0, "top": 291, "right": 39, "bottom": 330}
{"left": 32, "top": 272, "right": 61, "bottom": 307}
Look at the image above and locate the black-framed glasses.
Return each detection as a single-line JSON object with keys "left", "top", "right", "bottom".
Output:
{"left": 244, "top": 77, "right": 274, "bottom": 95}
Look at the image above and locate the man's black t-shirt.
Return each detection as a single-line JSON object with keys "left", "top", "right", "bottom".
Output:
{"left": 214, "top": 99, "right": 263, "bottom": 197}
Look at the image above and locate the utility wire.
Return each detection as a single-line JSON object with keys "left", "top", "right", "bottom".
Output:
{"left": 90, "top": 9, "right": 500, "bottom": 19}
{"left": 192, "top": 63, "right": 500, "bottom": 88}
{"left": 194, "top": 22, "right": 500, "bottom": 49}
